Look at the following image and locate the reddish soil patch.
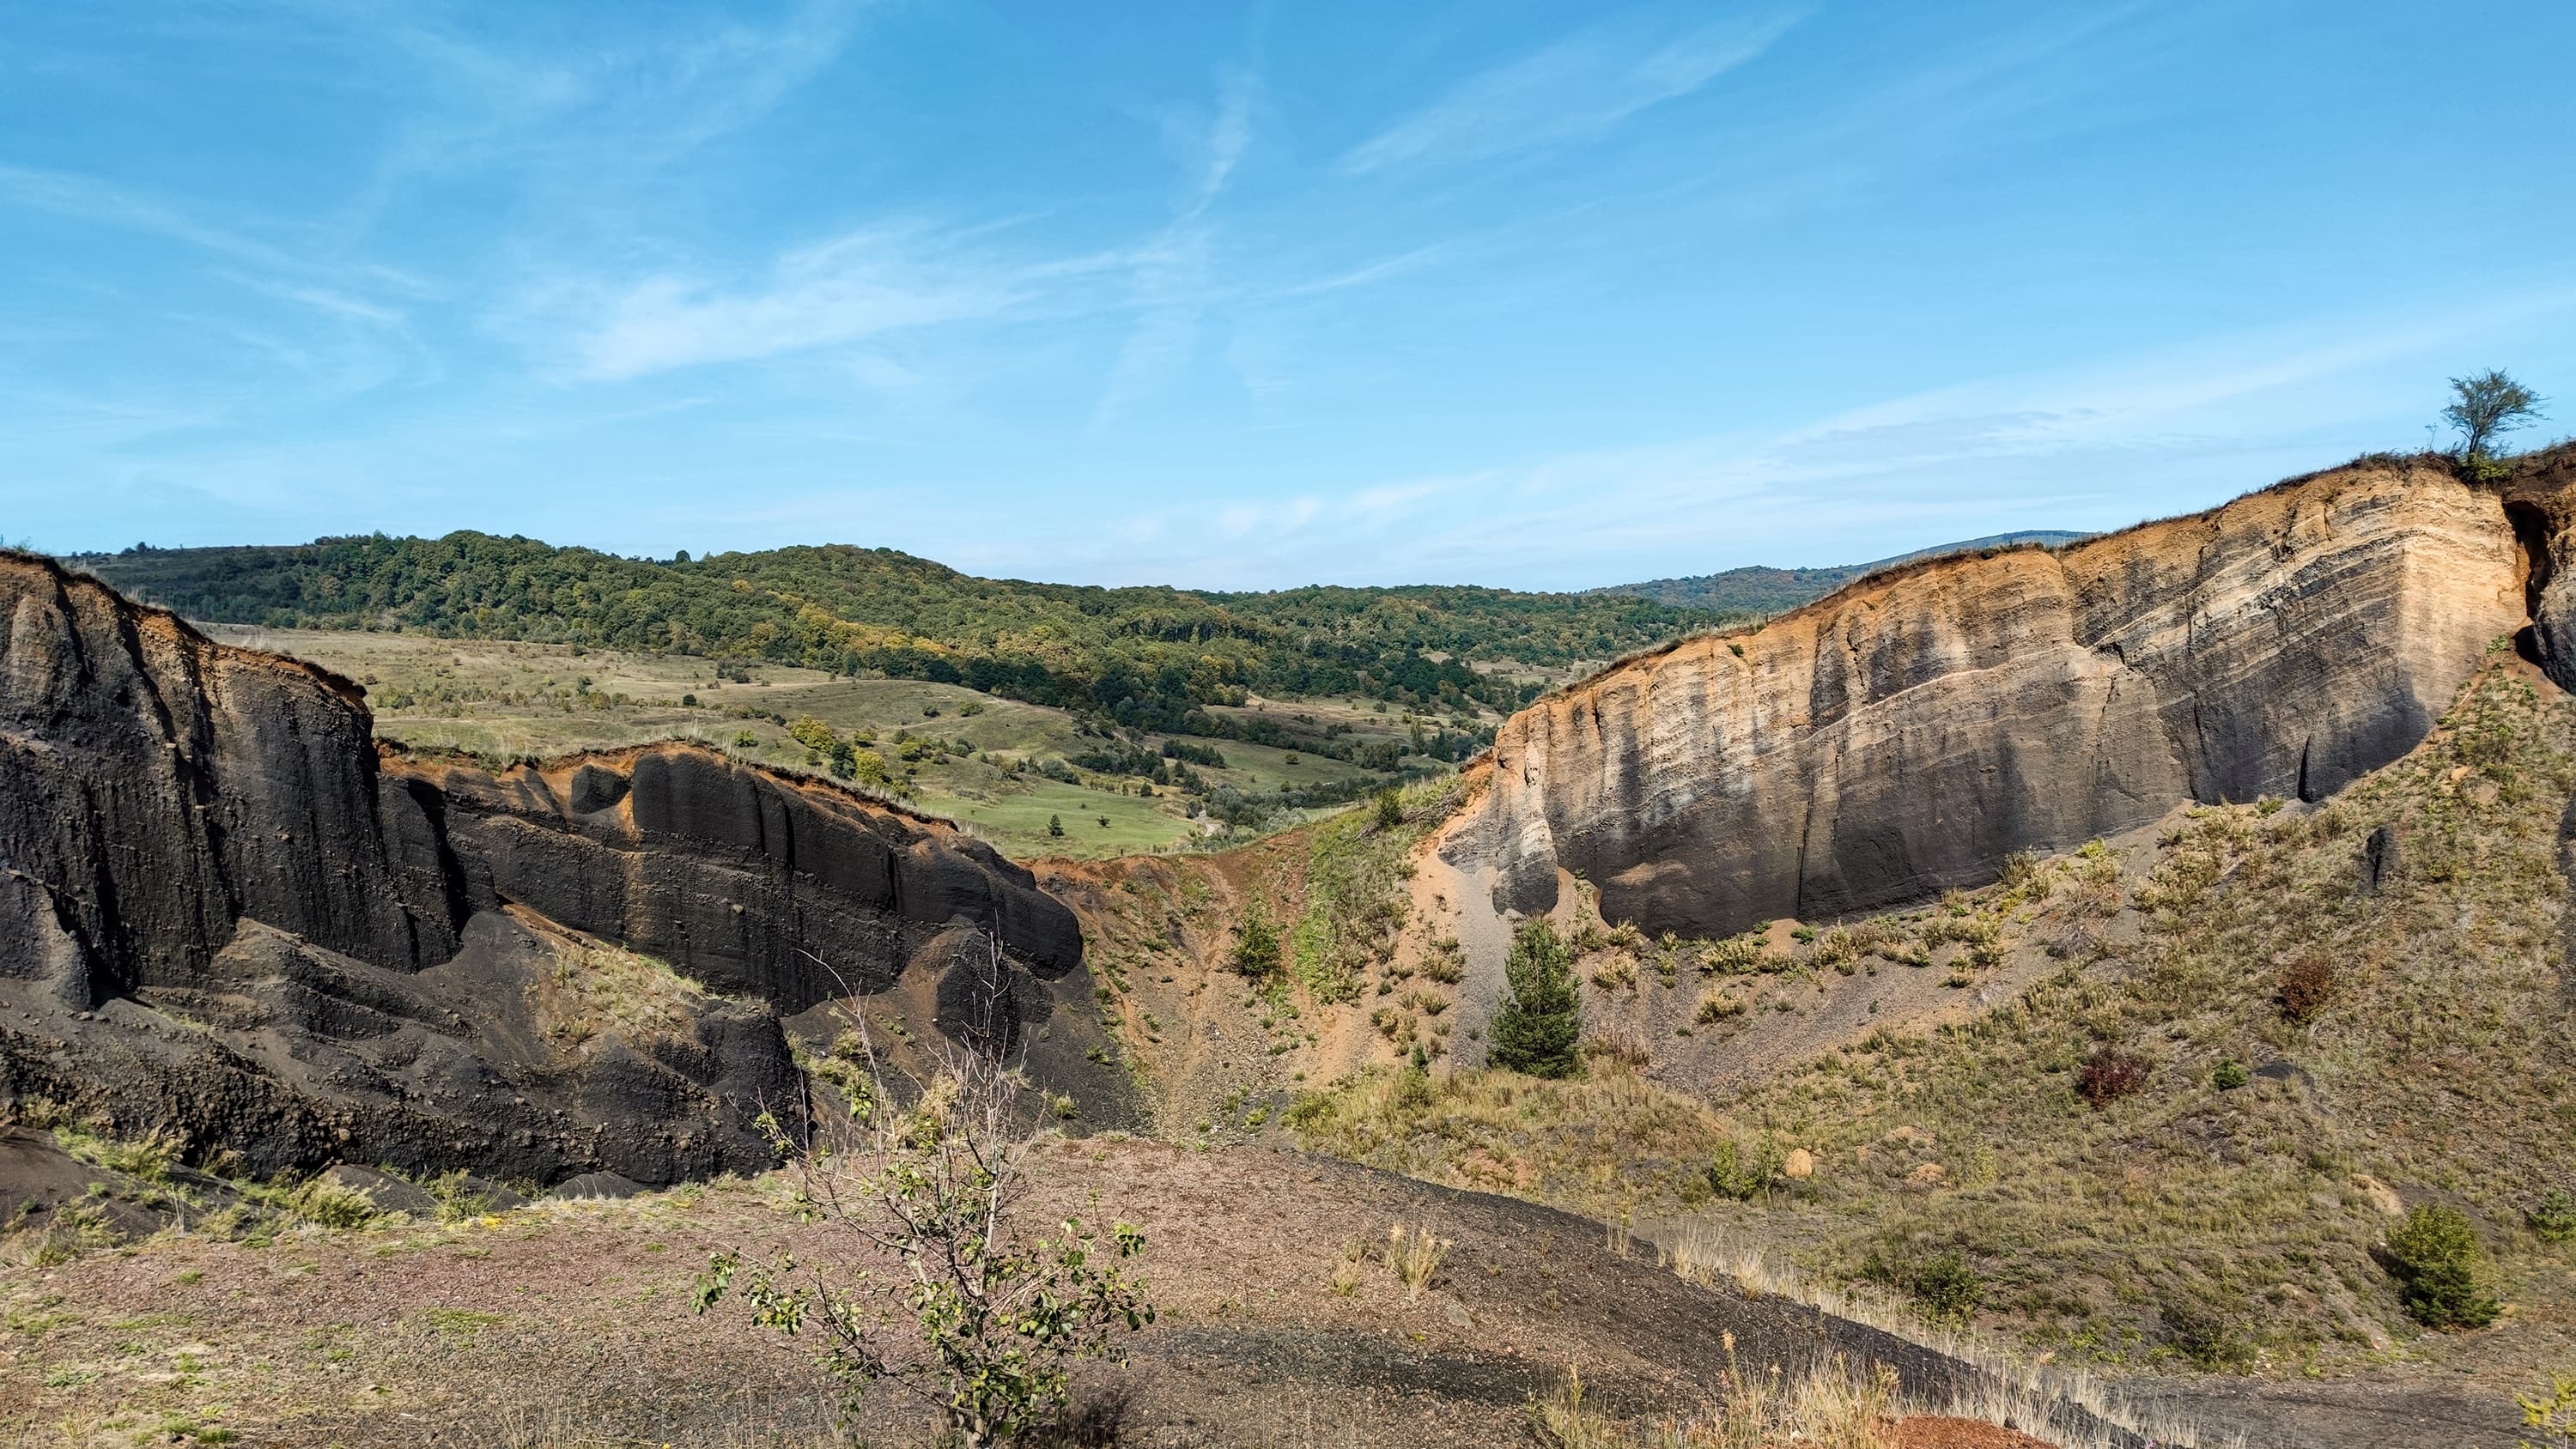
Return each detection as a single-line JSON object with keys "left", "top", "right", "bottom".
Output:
{"left": 1893, "top": 1416, "right": 2057, "bottom": 1448}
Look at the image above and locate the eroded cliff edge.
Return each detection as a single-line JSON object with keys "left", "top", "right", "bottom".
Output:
{"left": 1449, "top": 460, "right": 2552, "bottom": 937}
{"left": 0, "top": 551, "right": 1091, "bottom": 1185}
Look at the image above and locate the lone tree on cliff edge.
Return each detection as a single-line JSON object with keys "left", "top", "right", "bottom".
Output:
{"left": 1488, "top": 918, "right": 1581, "bottom": 1079}
{"left": 2445, "top": 369, "right": 2546, "bottom": 463}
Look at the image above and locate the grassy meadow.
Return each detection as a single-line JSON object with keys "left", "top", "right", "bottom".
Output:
{"left": 201, "top": 624, "right": 1451, "bottom": 859}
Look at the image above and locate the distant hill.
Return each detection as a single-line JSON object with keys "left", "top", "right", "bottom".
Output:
{"left": 70, "top": 535, "right": 1735, "bottom": 732}
{"left": 1596, "top": 530, "right": 2089, "bottom": 612}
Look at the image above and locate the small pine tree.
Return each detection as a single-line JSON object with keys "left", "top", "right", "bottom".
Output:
{"left": 1487, "top": 919, "right": 1581, "bottom": 1078}
{"left": 1047, "top": 814, "right": 1064, "bottom": 838}
{"left": 2385, "top": 1205, "right": 2499, "bottom": 1329}
{"left": 1230, "top": 910, "right": 1282, "bottom": 979}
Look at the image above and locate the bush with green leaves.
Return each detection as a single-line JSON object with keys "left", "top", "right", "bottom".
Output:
{"left": 2160, "top": 1294, "right": 2254, "bottom": 1372}
{"left": 2383, "top": 1205, "right": 2499, "bottom": 1329}
{"left": 1908, "top": 1251, "right": 1984, "bottom": 1325}
{"left": 696, "top": 966, "right": 1153, "bottom": 1448}
{"left": 1487, "top": 919, "right": 1581, "bottom": 1079}
{"left": 2529, "top": 1188, "right": 2576, "bottom": 1245}
{"left": 1704, "top": 1138, "right": 1779, "bottom": 1202}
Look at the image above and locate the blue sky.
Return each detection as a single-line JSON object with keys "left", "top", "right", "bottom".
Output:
{"left": 4, "top": 2, "right": 2572, "bottom": 589}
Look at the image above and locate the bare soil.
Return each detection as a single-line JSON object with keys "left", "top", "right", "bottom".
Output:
{"left": 4, "top": 1141, "right": 2150, "bottom": 1447}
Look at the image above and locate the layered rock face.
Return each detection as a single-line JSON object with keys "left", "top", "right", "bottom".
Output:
{"left": 0, "top": 553, "right": 1082, "bottom": 1184}
{"left": 1456, "top": 464, "right": 2535, "bottom": 937}
{"left": 386, "top": 743, "right": 1083, "bottom": 1013}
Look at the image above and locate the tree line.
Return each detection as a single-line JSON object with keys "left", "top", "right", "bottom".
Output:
{"left": 82, "top": 534, "right": 1722, "bottom": 729}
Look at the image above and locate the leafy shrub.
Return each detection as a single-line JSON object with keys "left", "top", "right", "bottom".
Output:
{"left": 787, "top": 716, "right": 841, "bottom": 752}
{"left": 2529, "top": 1188, "right": 2576, "bottom": 1245}
{"left": 2211, "top": 1058, "right": 2250, "bottom": 1090}
{"left": 2277, "top": 955, "right": 2336, "bottom": 1024}
{"left": 1705, "top": 1139, "right": 1778, "bottom": 1201}
{"left": 2076, "top": 1047, "right": 2149, "bottom": 1108}
{"left": 698, "top": 978, "right": 1153, "bottom": 1448}
{"left": 1487, "top": 919, "right": 1581, "bottom": 1079}
{"left": 2160, "top": 1294, "right": 2254, "bottom": 1371}
{"left": 1910, "top": 1252, "right": 1984, "bottom": 1325}
{"left": 2383, "top": 1205, "right": 2499, "bottom": 1329}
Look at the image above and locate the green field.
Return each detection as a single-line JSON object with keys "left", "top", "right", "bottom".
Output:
{"left": 200, "top": 625, "right": 1431, "bottom": 859}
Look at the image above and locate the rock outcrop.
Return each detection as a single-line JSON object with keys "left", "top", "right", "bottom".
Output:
{"left": 0, "top": 551, "right": 1084, "bottom": 1185}
{"left": 1453, "top": 461, "right": 2538, "bottom": 937}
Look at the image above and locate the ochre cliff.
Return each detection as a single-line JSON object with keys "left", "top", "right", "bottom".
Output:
{"left": 0, "top": 551, "right": 1089, "bottom": 1185}
{"left": 1450, "top": 461, "right": 2542, "bottom": 937}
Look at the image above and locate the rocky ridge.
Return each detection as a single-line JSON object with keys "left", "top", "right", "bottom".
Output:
{"left": 0, "top": 550, "right": 1089, "bottom": 1186}
{"left": 1449, "top": 458, "right": 2561, "bottom": 937}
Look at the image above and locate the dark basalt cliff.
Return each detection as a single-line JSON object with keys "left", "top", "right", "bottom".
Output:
{"left": 0, "top": 551, "right": 1085, "bottom": 1185}
{"left": 1450, "top": 460, "right": 2561, "bottom": 938}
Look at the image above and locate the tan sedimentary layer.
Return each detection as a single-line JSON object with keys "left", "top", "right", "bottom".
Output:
{"left": 1452, "top": 463, "right": 2531, "bottom": 936}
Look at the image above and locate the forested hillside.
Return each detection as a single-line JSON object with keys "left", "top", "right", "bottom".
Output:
{"left": 1601, "top": 530, "right": 2089, "bottom": 612}
{"left": 74, "top": 535, "right": 1730, "bottom": 729}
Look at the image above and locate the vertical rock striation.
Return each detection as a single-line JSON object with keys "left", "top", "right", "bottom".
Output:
{"left": 1455, "top": 463, "right": 2533, "bottom": 937}
{"left": 0, "top": 551, "right": 1083, "bottom": 1184}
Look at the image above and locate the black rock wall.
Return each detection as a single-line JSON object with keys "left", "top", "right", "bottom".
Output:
{"left": 402, "top": 743, "right": 1084, "bottom": 1012}
{"left": 0, "top": 552, "right": 1087, "bottom": 1185}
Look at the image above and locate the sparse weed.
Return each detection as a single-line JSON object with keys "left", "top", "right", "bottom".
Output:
{"left": 1327, "top": 1239, "right": 1365, "bottom": 1297}
{"left": 1382, "top": 1222, "right": 1449, "bottom": 1300}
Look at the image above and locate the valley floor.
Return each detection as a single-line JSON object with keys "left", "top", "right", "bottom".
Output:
{"left": 0, "top": 1137, "right": 2535, "bottom": 1449}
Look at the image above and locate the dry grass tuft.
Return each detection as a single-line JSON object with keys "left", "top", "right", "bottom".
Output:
{"left": 1528, "top": 1354, "right": 1889, "bottom": 1449}
{"left": 1382, "top": 1222, "right": 1450, "bottom": 1300}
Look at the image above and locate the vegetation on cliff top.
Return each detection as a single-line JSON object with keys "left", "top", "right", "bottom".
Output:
{"left": 76, "top": 533, "right": 1733, "bottom": 728}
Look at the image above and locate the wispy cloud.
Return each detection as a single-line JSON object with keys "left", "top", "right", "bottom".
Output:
{"left": 0, "top": 163, "right": 308, "bottom": 276}
{"left": 1340, "top": 13, "right": 1802, "bottom": 174}
{"left": 352, "top": 0, "right": 864, "bottom": 191}
{"left": 1094, "top": 66, "right": 1262, "bottom": 427}
{"left": 1042, "top": 294, "right": 2576, "bottom": 590}
{"left": 556, "top": 222, "right": 1042, "bottom": 381}
{"left": 0, "top": 163, "right": 432, "bottom": 397}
